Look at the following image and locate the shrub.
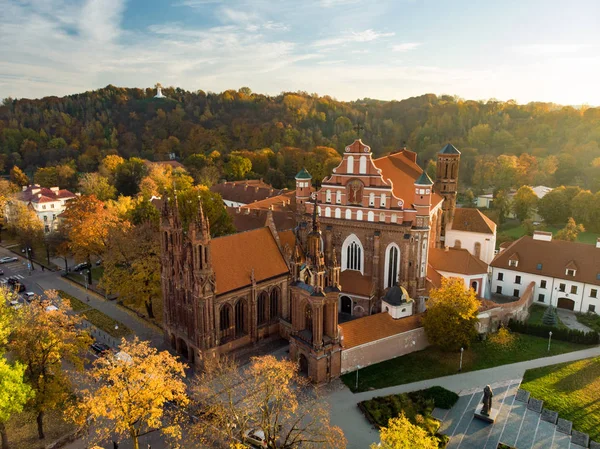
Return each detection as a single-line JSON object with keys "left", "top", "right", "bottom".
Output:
{"left": 542, "top": 306, "right": 558, "bottom": 326}
{"left": 408, "top": 386, "right": 459, "bottom": 410}
{"left": 508, "top": 319, "right": 599, "bottom": 345}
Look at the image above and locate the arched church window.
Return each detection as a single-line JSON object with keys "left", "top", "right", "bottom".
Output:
{"left": 270, "top": 288, "right": 280, "bottom": 320}
{"left": 474, "top": 242, "right": 482, "bottom": 258}
{"left": 335, "top": 208, "right": 341, "bottom": 218}
{"left": 326, "top": 190, "right": 332, "bottom": 203}
{"left": 369, "top": 192, "right": 375, "bottom": 206}
{"left": 380, "top": 194, "right": 386, "bottom": 207}
{"left": 391, "top": 214, "right": 397, "bottom": 223}
{"left": 367, "top": 211, "right": 374, "bottom": 222}
{"left": 385, "top": 244, "right": 400, "bottom": 288}
{"left": 356, "top": 210, "right": 363, "bottom": 221}
{"left": 258, "top": 292, "right": 268, "bottom": 325}
{"left": 220, "top": 304, "right": 232, "bottom": 331}
{"left": 336, "top": 190, "right": 342, "bottom": 204}
{"left": 235, "top": 300, "right": 246, "bottom": 336}
{"left": 379, "top": 212, "right": 386, "bottom": 222}
{"left": 345, "top": 209, "right": 352, "bottom": 220}
{"left": 305, "top": 304, "right": 313, "bottom": 333}
{"left": 325, "top": 207, "right": 331, "bottom": 217}
{"left": 342, "top": 235, "right": 364, "bottom": 272}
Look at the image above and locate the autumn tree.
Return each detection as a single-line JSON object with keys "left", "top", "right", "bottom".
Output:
{"left": 6, "top": 202, "right": 44, "bottom": 252}
{"left": 173, "top": 186, "right": 236, "bottom": 237}
{"left": 224, "top": 154, "right": 252, "bottom": 180}
{"left": 60, "top": 195, "right": 120, "bottom": 265}
{"left": 422, "top": 278, "right": 479, "bottom": 351}
{"left": 70, "top": 338, "right": 188, "bottom": 449}
{"left": 555, "top": 217, "right": 585, "bottom": 242}
{"left": 100, "top": 222, "right": 160, "bottom": 318}
{"left": 512, "top": 186, "right": 538, "bottom": 221}
{"left": 78, "top": 173, "right": 116, "bottom": 201}
{"left": 33, "top": 167, "right": 58, "bottom": 187}
{"left": 371, "top": 414, "right": 438, "bottom": 449}
{"left": 9, "top": 166, "right": 28, "bottom": 187}
{"left": 10, "top": 296, "right": 91, "bottom": 439}
{"left": 98, "top": 154, "right": 124, "bottom": 181}
{"left": 0, "top": 180, "right": 18, "bottom": 219}
{"left": 193, "top": 355, "right": 346, "bottom": 449}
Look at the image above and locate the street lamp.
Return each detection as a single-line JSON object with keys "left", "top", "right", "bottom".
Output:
{"left": 548, "top": 331, "right": 553, "bottom": 352}
{"left": 355, "top": 365, "right": 361, "bottom": 391}
{"left": 459, "top": 347, "right": 464, "bottom": 372}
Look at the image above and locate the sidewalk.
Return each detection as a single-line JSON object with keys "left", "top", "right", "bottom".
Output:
{"left": 327, "top": 345, "right": 600, "bottom": 449}
{"left": 36, "top": 276, "right": 168, "bottom": 351}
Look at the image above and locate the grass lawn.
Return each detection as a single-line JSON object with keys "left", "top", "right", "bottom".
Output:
{"left": 527, "top": 304, "right": 567, "bottom": 329}
{"left": 499, "top": 222, "right": 600, "bottom": 246}
{"left": 576, "top": 313, "right": 600, "bottom": 333}
{"left": 5, "top": 408, "right": 76, "bottom": 449}
{"left": 521, "top": 356, "right": 600, "bottom": 441}
{"left": 56, "top": 290, "right": 131, "bottom": 338}
{"left": 342, "top": 333, "right": 592, "bottom": 392}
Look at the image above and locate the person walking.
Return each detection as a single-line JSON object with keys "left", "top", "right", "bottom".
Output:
{"left": 113, "top": 441, "right": 119, "bottom": 449}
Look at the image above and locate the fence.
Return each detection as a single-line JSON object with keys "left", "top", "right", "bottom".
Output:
{"left": 80, "top": 320, "right": 122, "bottom": 348}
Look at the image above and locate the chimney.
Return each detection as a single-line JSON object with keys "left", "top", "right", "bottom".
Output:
{"left": 236, "top": 207, "right": 241, "bottom": 214}
{"left": 244, "top": 208, "right": 250, "bottom": 215}
{"left": 533, "top": 231, "right": 552, "bottom": 242}
{"left": 596, "top": 238, "right": 600, "bottom": 249}
{"left": 444, "top": 245, "right": 449, "bottom": 252}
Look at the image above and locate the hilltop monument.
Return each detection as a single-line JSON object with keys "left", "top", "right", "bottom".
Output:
{"left": 154, "top": 83, "right": 166, "bottom": 99}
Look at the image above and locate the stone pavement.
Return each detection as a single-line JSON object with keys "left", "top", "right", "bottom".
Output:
{"left": 557, "top": 309, "right": 593, "bottom": 332}
{"left": 326, "top": 345, "right": 600, "bottom": 449}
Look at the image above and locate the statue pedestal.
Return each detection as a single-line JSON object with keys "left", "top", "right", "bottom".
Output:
{"left": 474, "top": 405, "right": 498, "bottom": 423}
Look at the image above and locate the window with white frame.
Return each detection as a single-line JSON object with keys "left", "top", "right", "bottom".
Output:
{"left": 367, "top": 211, "right": 374, "bottom": 222}
{"left": 325, "top": 207, "right": 331, "bottom": 217}
{"left": 380, "top": 194, "right": 386, "bottom": 207}
{"left": 384, "top": 244, "right": 400, "bottom": 288}
{"left": 347, "top": 156, "right": 354, "bottom": 173}
{"left": 342, "top": 235, "right": 363, "bottom": 273}
{"left": 326, "top": 190, "right": 331, "bottom": 203}
{"left": 335, "top": 208, "right": 341, "bottom": 219}
{"left": 345, "top": 209, "right": 352, "bottom": 220}
{"left": 336, "top": 190, "right": 341, "bottom": 204}
{"left": 566, "top": 269, "right": 576, "bottom": 276}
{"left": 359, "top": 155, "right": 367, "bottom": 173}
{"left": 356, "top": 210, "right": 363, "bottom": 220}
{"left": 591, "top": 289, "right": 598, "bottom": 298}
{"left": 369, "top": 192, "right": 375, "bottom": 206}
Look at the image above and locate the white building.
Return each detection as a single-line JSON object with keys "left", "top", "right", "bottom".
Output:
{"left": 8, "top": 185, "right": 76, "bottom": 233}
{"left": 445, "top": 208, "right": 497, "bottom": 265}
{"left": 428, "top": 247, "right": 489, "bottom": 298}
{"left": 490, "top": 231, "right": 600, "bottom": 314}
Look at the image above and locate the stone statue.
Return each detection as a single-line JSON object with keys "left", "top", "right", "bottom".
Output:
{"left": 481, "top": 385, "right": 494, "bottom": 415}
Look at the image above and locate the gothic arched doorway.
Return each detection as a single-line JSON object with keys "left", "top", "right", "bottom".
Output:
{"left": 341, "top": 296, "right": 352, "bottom": 315}
{"left": 177, "top": 338, "right": 188, "bottom": 360}
{"left": 299, "top": 354, "right": 308, "bottom": 375}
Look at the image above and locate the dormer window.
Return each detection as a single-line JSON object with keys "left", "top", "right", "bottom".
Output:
{"left": 509, "top": 259, "right": 518, "bottom": 268}
{"left": 566, "top": 269, "right": 576, "bottom": 277}
{"left": 536, "top": 263, "right": 543, "bottom": 270}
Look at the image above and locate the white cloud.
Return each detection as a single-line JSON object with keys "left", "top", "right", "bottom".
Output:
{"left": 319, "top": 0, "right": 360, "bottom": 6}
{"left": 391, "top": 42, "right": 421, "bottom": 52}
{"left": 313, "top": 29, "right": 394, "bottom": 47}
{"left": 514, "top": 44, "right": 591, "bottom": 55}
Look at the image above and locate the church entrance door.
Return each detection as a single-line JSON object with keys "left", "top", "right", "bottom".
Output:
{"left": 341, "top": 296, "right": 352, "bottom": 315}
{"left": 299, "top": 354, "right": 309, "bottom": 375}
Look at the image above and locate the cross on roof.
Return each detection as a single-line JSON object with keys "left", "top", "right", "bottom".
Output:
{"left": 353, "top": 123, "right": 364, "bottom": 138}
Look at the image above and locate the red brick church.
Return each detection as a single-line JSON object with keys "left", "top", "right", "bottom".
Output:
{"left": 161, "top": 139, "right": 463, "bottom": 383}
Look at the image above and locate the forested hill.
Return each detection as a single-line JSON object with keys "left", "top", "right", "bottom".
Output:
{"left": 1, "top": 86, "right": 600, "bottom": 192}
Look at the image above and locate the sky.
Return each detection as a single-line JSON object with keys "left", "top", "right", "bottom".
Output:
{"left": 1, "top": 0, "right": 600, "bottom": 105}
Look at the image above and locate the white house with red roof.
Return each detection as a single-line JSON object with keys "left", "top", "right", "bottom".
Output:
{"left": 8, "top": 185, "right": 76, "bottom": 233}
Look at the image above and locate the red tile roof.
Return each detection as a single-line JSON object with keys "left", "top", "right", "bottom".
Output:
{"left": 211, "top": 227, "right": 289, "bottom": 295}
{"left": 339, "top": 313, "right": 423, "bottom": 349}
{"left": 429, "top": 247, "right": 489, "bottom": 276}
{"left": 17, "top": 185, "right": 76, "bottom": 203}
{"left": 491, "top": 236, "right": 600, "bottom": 286}
{"left": 373, "top": 151, "right": 444, "bottom": 208}
{"left": 225, "top": 207, "right": 296, "bottom": 232}
{"left": 339, "top": 270, "right": 374, "bottom": 297}
{"left": 450, "top": 208, "right": 497, "bottom": 234}
{"left": 244, "top": 191, "right": 297, "bottom": 212}
{"left": 211, "top": 181, "right": 287, "bottom": 205}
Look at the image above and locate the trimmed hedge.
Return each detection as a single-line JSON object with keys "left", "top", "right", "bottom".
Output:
{"left": 409, "top": 386, "right": 459, "bottom": 410}
{"left": 508, "top": 319, "right": 600, "bottom": 345}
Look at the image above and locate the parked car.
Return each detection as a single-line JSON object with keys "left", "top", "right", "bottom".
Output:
{"left": 90, "top": 342, "right": 111, "bottom": 356}
{"left": 0, "top": 269, "right": 4, "bottom": 275}
{"left": 0, "top": 256, "right": 18, "bottom": 264}
{"left": 23, "top": 292, "right": 36, "bottom": 302}
{"left": 14, "top": 284, "right": 25, "bottom": 293}
{"left": 7, "top": 277, "right": 19, "bottom": 285}
{"left": 243, "top": 429, "right": 267, "bottom": 448}
{"left": 73, "top": 262, "right": 91, "bottom": 272}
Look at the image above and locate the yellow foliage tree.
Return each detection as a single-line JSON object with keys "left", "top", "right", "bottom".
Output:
{"left": 60, "top": 195, "right": 121, "bottom": 264}
{"left": 371, "top": 413, "right": 438, "bottom": 449}
{"left": 194, "top": 355, "right": 346, "bottom": 449}
{"left": 6, "top": 201, "right": 44, "bottom": 248}
{"left": 555, "top": 217, "right": 585, "bottom": 242}
{"left": 422, "top": 278, "right": 480, "bottom": 351}
{"left": 10, "top": 295, "right": 91, "bottom": 440}
{"left": 70, "top": 338, "right": 188, "bottom": 449}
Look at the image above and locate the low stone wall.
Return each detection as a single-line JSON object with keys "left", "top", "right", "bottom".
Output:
{"left": 340, "top": 327, "right": 429, "bottom": 374}
{"left": 478, "top": 282, "right": 535, "bottom": 333}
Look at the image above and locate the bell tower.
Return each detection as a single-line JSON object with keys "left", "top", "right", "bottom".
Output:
{"left": 435, "top": 143, "right": 461, "bottom": 245}
{"left": 295, "top": 168, "right": 312, "bottom": 213}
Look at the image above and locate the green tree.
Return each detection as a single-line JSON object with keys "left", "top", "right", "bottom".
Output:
{"left": 571, "top": 190, "right": 594, "bottom": 229}
{"left": 537, "top": 187, "right": 571, "bottom": 225}
{"left": 224, "top": 155, "right": 252, "bottom": 180}
{"left": 0, "top": 358, "right": 33, "bottom": 449}
{"left": 78, "top": 173, "right": 116, "bottom": 201}
{"left": 9, "top": 166, "right": 28, "bottom": 187}
{"left": 422, "top": 278, "right": 479, "bottom": 351}
{"left": 114, "top": 158, "right": 148, "bottom": 196}
{"left": 493, "top": 190, "right": 512, "bottom": 224}
{"left": 33, "top": 167, "right": 58, "bottom": 187}
{"left": 555, "top": 217, "right": 585, "bottom": 242}
{"left": 512, "top": 186, "right": 538, "bottom": 221}
{"left": 371, "top": 413, "right": 438, "bottom": 449}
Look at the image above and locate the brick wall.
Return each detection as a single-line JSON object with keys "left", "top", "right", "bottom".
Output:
{"left": 478, "top": 281, "right": 535, "bottom": 333}
{"left": 340, "top": 327, "right": 429, "bottom": 374}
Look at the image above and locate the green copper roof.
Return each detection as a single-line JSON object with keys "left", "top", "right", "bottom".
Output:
{"left": 440, "top": 143, "right": 461, "bottom": 155}
{"left": 295, "top": 168, "right": 312, "bottom": 179}
{"left": 415, "top": 171, "right": 434, "bottom": 186}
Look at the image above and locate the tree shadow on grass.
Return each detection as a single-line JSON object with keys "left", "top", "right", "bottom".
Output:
{"left": 552, "top": 359, "right": 600, "bottom": 393}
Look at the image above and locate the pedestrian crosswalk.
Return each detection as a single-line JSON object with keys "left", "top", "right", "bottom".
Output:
{"left": 0, "top": 274, "right": 25, "bottom": 282}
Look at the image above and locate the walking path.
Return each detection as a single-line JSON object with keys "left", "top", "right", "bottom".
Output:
{"left": 557, "top": 309, "right": 593, "bottom": 332}
{"left": 326, "top": 345, "right": 600, "bottom": 449}
{"left": 36, "top": 275, "right": 168, "bottom": 351}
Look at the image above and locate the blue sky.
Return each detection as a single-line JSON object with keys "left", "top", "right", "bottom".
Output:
{"left": 1, "top": 0, "right": 599, "bottom": 104}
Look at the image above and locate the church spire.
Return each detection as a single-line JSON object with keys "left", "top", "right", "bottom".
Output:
{"left": 311, "top": 196, "right": 320, "bottom": 233}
